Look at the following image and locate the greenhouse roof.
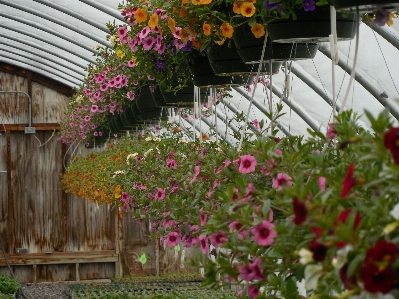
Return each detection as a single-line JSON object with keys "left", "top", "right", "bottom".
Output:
{"left": 1, "top": 0, "right": 399, "bottom": 140}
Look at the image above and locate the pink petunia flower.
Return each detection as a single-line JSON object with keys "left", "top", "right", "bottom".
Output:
{"left": 248, "top": 285, "right": 260, "bottom": 299}
{"left": 138, "top": 26, "right": 150, "bottom": 39}
{"left": 190, "top": 166, "right": 200, "bottom": 184}
{"left": 165, "top": 231, "right": 181, "bottom": 247}
{"left": 318, "top": 176, "right": 326, "bottom": 191}
{"left": 272, "top": 173, "right": 292, "bottom": 191}
{"left": 238, "top": 155, "right": 257, "bottom": 174}
{"left": 155, "top": 188, "right": 165, "bottom": 200}
{"left": 252, "top": 221, "right": 277, "bottom": 246}
{"left": 215, "top": 159, "right": 231, "bottom": 174}
{"left": 253, "top": 119, "right": 259, "bottom": 129}
{"left": 209, "top": 231, "right": 228, "bottom": 247}
{"left": 199, "top": 235, "right": 209, "bottom": 254}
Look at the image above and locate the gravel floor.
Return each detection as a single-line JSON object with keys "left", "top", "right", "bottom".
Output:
{"left": 16, "top": 283, "right": 71, "bottom": 299}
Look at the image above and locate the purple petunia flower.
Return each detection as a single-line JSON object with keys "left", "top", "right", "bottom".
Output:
{"left": 264, "top": 1, "right": 281, "bottom": 11}
{"left": 303, "top": 0, "right": 316, "bottom": 11}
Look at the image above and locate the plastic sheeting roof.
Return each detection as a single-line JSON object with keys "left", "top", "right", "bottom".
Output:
{"left": 1, "top": 0, "right": 399, "bottom": 141}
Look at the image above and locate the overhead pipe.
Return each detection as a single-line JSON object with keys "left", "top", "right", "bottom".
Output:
{"left": 32, "top": 0, "right": 111, "bottom": 33}
{"left": 0, "top": 0, "right": 111, "bottom": 47}
{"left": 232, "top": 87, "right": 292, "bottom": 136}
{"left": 0, "top": 91, "right": 35, "bottom": 133}
{"left": 78, "top": 0, "right": 125, "bottom": 22}
{"left": 318, "top": 42, "right": 399, "bottom": 120}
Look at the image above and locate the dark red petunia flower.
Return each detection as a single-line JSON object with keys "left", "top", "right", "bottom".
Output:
{"left": 341, "top": 164, "right": 356, "bottom": 199}
{"left": 293, "top": 197, "right": 308, "bottom": 226}
{"left": 384, "top": 127, "right": 399, "bottom": 164}
{"left": 365, "top": 240, "right": 397, "bottom": 268}
{"left": 309, "top": 239, "right": 328, "bottom": 262}
{"left": 334, "top": 209, "right": 362, "bottom": 248}
{"left": 339, "top": 263, "right": 358, "bottom": 290}
{"left": 360, "top": 262, "right": 395, "bottom": 294}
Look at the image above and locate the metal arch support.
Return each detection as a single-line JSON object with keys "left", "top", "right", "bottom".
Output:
{"left": 364, "top": 21, "right": 399, "bottom": 51}
{"left": 0, "top": 55, "right": 81, "bottom": 87}
{"left": 0, "top": 0, "right": 111, "bottom": 47}
{"left": 0, "top": 34, "right": 87, "bottom": 71}
{"left": 32, "top": 0, "right": 110, "bottom": 33}
{"left": 200, "top": 116, "right": 234, "bottom": 146}
{"left": 78, "top": 0, "right": 125, "bottom": 22}
{"left": 290, "top": 63, "right": 370, "bottom": 130}
{"left": 232, "top": 87, "right": 292, "bottom": 136}
{"left": 318, "top": 42, "right": 399, "bottom": 121}
{"left": 0, "top": 12, "right": 96, "bottom": 54}
{"left": 0, "top": 44, "right": 85, "bottom": 81}
{"left": 221, "top": 100, "right": 263, "bottom": 135}
{"left": 0, "top": 24, "right": 97, "bottom": 65}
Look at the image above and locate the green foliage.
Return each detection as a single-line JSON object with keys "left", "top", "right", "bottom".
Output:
{"left": 0, "top": 274, "right": 20, "bottom": 294}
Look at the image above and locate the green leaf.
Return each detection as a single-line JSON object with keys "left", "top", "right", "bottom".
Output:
{"left": 262, "top": 199, "right": 271, "bottom": 219}
{"left": 175, "top": 244, "right": 181, "bottom": 251}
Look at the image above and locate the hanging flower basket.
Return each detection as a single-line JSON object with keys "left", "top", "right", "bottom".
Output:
{"left": 331, "top": 0, "right": 399, "bottom": 12}
{"left": 265, "top": 5, "right": 356, "bottom": 43}
{"left": 206, "top": 41, "right": 283, "bottom": 76}
{"left": 189, "top": 55, "right": 254, "bottom": 88}
{"left": 150, "top": 85, "right": 175, "bottom": 108}
{"left": 120, "top": 106, "right": 144, "bottom": 128}
{"left": 232, "top": 23, "right": 318, "bottom": 64}
{"left": 160, "top": 79, "right": 207, "bottom": 107}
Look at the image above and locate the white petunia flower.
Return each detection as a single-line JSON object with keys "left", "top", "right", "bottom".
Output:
{"left": 304, "top": 264, "right": 323, "bottom": 291}
{"left": 299, "top": 248, "right": 313, "bottom": 265}
{"left": 389, "top": 202, "right": 399, "bottom": 220}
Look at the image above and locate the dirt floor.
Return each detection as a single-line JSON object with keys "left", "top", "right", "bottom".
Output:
{"left": 16, "top": 283, "right": 71, "bottom": 299}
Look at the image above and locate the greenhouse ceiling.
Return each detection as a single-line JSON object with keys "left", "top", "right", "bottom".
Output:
{"left": 1, "top": 0, "right": 399, "bottom": 140}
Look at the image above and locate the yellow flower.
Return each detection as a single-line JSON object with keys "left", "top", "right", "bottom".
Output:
{"left": 383, "top": 221, "right": 399, "bottom": 234}
{"left": 182, "top": 0, "right": 189, "bottom": 3}
{"left": 114, "top": 185, "right": 121, "bottom": 199}
{"left": 240, "top": 2, "right": 256, "bottom": 17}
{"left": 251, "top": 23, "right": 265, "bottom": 38}
{"left": 167, "top": 17, "right": 176, "bottom": 33}
{"left": 214, "top": 38, "right": 226, "bottom": 45}
{"left": 200, "top": 0, "right": 212, "bottom": 4}
{"left": 134, "top": 8, "right": 148, "bottom": 23}
{"left": 233, "top": 2, "right": 243, "bottom": 14}
{"left": 220, "top": 23, "right": 234, "bottom": 39}
{"left": 387, "top": 12, "right": 395, "bottom": 26}
{"left": 180, "top": 7, "right": 187, "bottom": 18}
{"left": 203, "top": 23, "right": 211, "bottom": 36}
{"left": 192, "top": 0, "right": 202, "bottom": 5}
{"left": 191, "top": 37, "right": 202, "bottom": 49}
{"left": 148, "top": 13, "right": 159, "bottom": 29}
{"left": 201, "top": 133, "right": 208, "bottom": 141}
{"left": 179, "top": 28, "right": 190, "bottom": 42}
{"left": 116, "top": 49, "right": 125, "bottom": 59}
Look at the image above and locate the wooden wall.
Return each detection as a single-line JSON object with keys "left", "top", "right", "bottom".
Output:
{"left": 0, "top": 64, "right": 196, "bottom": 283}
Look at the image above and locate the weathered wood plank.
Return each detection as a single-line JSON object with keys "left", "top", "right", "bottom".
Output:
{"left": 11, "top": 132, "right": 64, "bottom": 253}
{"left": 79, "top": 263, "right": 115, "bottom": 280}
{"left": 0, "top": 65, "right": 74, "bottom": 97}
{"left": 0, "top": 251, "right": 118, "bottom": 266}
{"left": 0, "top": 133, "right": 9, "bottom": 252}
{"left": 32, "top": 82, "right": 69, "bottom": 124}
{"left": 6, "top": 131, "right": 12, "bottom": 254}
{"left": 0, "top": 72, "right": 28, "bottom": 124}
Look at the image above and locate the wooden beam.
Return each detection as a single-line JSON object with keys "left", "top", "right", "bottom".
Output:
{"left": 61, "top": 143, "right": 67, "bottom": 252}
{"left": 0, "top": 251, "right": 118, "bottom": 266}
{"left": 114, "top": 209, "right": 122, "bottom": 277}
{"left": 0, "top": 123, "right": 60, "bottom": 132}
{"left": 6, "top": 131, "right": 13, "bottom": 255}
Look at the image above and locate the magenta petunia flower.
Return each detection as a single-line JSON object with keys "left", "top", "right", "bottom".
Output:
{"left": 293, "top": 197, "right": 307, "bottom": 226}
{"left": 326, "top": 123, "right": 337, "bottom": 139}
{"left": 118, "top": 26, "right": 128, "bottom": 39}
{"left": 143, "top": 36, "right": 155, "bottom": 51}
{"left": 238, "top": 155, "right": 256, "bottom": 174}
{"left": 84, "top": 115, "right": 91, "bottom": 122}
{"left": 252, "top": 221, "right": 277, "bottom": 246}
{"left": 190, "top": 166, "right": 200, "bottom": 184}
{"left": 155, "top": 188, "right": 165, "bottom": 200}
{"left": 239, "top": 257, "right": 265, "bottom": 282}
{"left": 272, "top": 173, "right": 292, "bottom": 190}
{"left": 199, "top": 235, "right": 208, "bottom": 254}
{"left": 248, "top": 285, "right": 260, "bottom": 299}
{"left": 209, "top": 231, "right": 228, "bottom": 247}
{"left": 253, "top": 119, "right": 259, "bottom": 129}
{"left": 215, "top": 159, "right": 231, "bottom": 174}
{"left": 90, "top": 105, "right": 99, "bottom": 114}
{"left": 165, "top": 231, "right": 181, "bottom": 247}
{"left": 138, "top": 26, "right": 150, "bottom": 39}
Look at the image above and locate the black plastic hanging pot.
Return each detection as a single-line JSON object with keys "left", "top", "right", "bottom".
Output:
{"left": 232, "top": 23, "right": 318, "bottom": 63}
{"left": 189, "top": 54, "right": 254, "bottom": 88}
{"left": 135, "top": 85, "right": 169, "bottom": 120}
{"left": 265, "top": 5, "right": 356, "bottom": 43}
{"left": 331, "top": 0, "right": 399, "bottom": 12}
{"left": 206, "top": 41, "right": 283, "bottom": 76}
{"left": 150, "top": 85, "right": 175, "bottom": 108}
{"left": 120, "top": 106, "right": 144, "bottom": 128}
{"left": 160, "top": 78, "right": 208, "bottom": 106}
